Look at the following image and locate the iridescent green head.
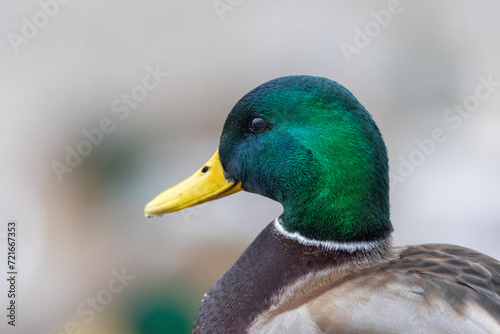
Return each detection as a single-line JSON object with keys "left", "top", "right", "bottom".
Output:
{"left": 219, "top": 75, "right": 392, "bottom": 243}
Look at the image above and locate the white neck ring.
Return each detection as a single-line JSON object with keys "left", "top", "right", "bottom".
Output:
{"left": 273, "top": 218, "right": 383, "bottom": 253}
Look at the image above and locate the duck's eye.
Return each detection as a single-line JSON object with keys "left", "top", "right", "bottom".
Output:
{"left": 249, "top": 117, "right": 267, "bottom": 133}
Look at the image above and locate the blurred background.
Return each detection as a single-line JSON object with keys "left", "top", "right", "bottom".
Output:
{"left": 1, "top": 1, "right": 499, "bottom": 333}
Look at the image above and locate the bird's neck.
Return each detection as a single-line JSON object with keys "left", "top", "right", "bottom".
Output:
{"left": 280, "top": 181, "right": 393, "bottom": 243}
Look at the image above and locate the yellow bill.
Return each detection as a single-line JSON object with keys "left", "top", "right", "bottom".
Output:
{"left": 144, "top": 150, "right": 242, "bottom": 217}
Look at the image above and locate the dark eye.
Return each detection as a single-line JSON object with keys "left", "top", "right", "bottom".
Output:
{"left": 249, "top": 117, "right": 267, "bottom": 133}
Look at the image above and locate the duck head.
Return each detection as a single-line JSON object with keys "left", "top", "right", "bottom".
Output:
{"left": 145, "top": 76, "right": 392, "bottom": 243}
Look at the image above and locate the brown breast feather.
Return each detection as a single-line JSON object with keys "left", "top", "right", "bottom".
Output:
{"left": 192, "top": 222, "right": 500, "bottom": 333}
{"left": 193, "top": 222, "right": 395, "bottom": 333}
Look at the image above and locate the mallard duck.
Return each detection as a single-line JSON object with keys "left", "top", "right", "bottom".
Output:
{"left": 144, "top": 76, "right": 500, "bottom": 333}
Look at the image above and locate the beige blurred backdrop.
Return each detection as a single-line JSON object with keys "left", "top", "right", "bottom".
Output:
{"left": 1, "top": 1, "right": 500, "bottom": 333}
